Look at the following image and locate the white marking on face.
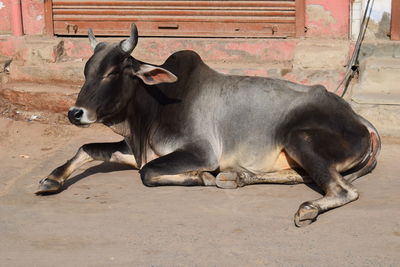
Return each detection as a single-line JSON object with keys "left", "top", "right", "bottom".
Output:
{"left": 69, "top": 106, "right": 97, "bottom": 124}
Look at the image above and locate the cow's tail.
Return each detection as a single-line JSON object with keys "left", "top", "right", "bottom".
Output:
{"left": 344, "top": 116, "right": 381, "bottom": 183}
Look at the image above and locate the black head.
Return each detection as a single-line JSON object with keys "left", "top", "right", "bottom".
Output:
{"left": 68, "top": 24, "right": 177, "bottom": 127}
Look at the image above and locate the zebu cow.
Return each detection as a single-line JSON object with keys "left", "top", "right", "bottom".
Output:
{"left": 36, "top": 24, "right": 380, "bottom": 227}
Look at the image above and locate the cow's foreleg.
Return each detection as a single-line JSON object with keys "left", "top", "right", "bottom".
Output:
{"left": 285, "top": 130, "right": 362, "bottom": 227}
{"left": 36, "top": 140, "right": 136, "bottom": 194}
{"left": 139, "top": 144, "right": 218, "bottom": 187}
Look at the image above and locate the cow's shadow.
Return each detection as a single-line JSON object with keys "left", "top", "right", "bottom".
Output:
{"left": 62, "top": 162, "right": 136, "bottom": 191}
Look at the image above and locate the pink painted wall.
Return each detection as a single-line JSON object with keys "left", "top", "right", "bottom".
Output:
{"left": 1, "top": 0, "right": 350, "bottom": 38}
{"left": 21, "top": 0, "right": 45, "bottom": 35}
{"left": 0, "top": 0, "right": 45, "bottom": 35}
{"left": 305, "top": 0, "right": 350, "bottom": 38}
{"left": 0, "top": 0, "right": 12, "bottom": 34}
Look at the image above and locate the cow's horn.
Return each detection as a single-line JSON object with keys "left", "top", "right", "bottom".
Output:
{"left": 88, "top": 28, "right": 98, "bottom": 50}
{"left": 120, "top": 23, "right": 138, "bottom": 54}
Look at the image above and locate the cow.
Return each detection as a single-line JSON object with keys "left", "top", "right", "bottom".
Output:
{"left": 36, "top": 24, "right": 381, "bottom": 227}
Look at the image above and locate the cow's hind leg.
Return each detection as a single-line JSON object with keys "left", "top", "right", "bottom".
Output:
{"left": 36, "top": 140, "right": 136, "bottom": 195}
{"left": 215, "top": 169, "right": 311, "bottom": 189}
{"left": 139, "top": 143, "right": 218, "bottom": 187}
{"left": 285, "top": 130, "right": 364, "bottom": 227}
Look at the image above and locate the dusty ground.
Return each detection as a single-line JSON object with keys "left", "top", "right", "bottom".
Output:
{"left": 0, "top": 116, "right": 399, "bottom": 266}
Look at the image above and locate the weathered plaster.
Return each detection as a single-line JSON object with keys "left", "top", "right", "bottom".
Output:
{"left": 307, "top": 5, "right": 337, "bottom": 26}
{"left": 305, "top": 0, "right": 349, "bottom": 38}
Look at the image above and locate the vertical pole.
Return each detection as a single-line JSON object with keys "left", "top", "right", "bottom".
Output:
{"left": 11, "top": 0, "right": 24, "bottom": 36}
{"left": 391, "top": 0, "right": 400, "bottom": 40}
{"left": 44, "top": 0, "right": 54, "bottom": 35}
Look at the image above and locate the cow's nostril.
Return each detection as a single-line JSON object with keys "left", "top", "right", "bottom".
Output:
{"left": 74, "top": 109, "right": 83, "bottom": 119}
{"left": 68, "top": 108, "right": 85, "bottom": 124}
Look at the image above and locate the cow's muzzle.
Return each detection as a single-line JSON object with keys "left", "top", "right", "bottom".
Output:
{"left": 68, "top": 107, "right": 96, "bottom": 126}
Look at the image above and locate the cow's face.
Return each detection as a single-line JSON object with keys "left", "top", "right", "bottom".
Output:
{"left": 68, "top": 24, "right": 177, "bottom": 127}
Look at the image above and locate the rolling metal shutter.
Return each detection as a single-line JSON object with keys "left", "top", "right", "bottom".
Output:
{"left": 45, "top": 0, "right": 305, "bottom": 38}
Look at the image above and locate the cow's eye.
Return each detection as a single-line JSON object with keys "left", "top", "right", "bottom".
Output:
{"left": 104, "top": 71, "right": 118, "bottom": 78}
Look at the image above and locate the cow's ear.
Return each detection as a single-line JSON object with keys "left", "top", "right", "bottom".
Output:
{"left": 135, "top": 64, "right": 177, "bottom": 85}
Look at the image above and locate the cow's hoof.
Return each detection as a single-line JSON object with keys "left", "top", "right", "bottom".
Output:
{"left": 216, "top": 172, "right": 238, "bottom": 189}
{"left": 294, "top": 202, "right": 319, "bottom": 227}
{"left": 200, "top": 172, "right": 216, "bottom": 186}
{"left": 35, "top": 178, "right": 63, "bottom": 195}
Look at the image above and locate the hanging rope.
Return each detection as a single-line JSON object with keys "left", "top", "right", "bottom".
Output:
{"left": 335, "top": 0, "right": 374, "bottom": 97}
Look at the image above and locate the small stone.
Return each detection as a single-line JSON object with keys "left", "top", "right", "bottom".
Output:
{"left": 28, "top": 115, "right": 40, "bottom": 121}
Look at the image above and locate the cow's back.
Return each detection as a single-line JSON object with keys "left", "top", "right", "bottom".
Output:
{"left": 151, "top": 51, "right": 363, "bottom": 173}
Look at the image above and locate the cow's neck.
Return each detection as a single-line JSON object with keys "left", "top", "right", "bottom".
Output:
{"left": 108, "top": 120, "right": 131, "bottom": 137}
{"left": 107, "top": 77, "right": 160, "bottom": 168}
{"left": 102, "top": 100, "right": 132, "bottom": 137}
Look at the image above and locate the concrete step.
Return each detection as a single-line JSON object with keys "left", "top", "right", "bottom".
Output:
{"left": 9, "top": 60, "right": 287, "bottom": 84}
{"left": 351, "top": 57, "right": 400, "bottom": 105}
{"left": 21, "top": 38, "right": 64, "bottom": 63}
{"left": 352, "top": 102, "right": 400, "bottom": 137}
{"left": 0, "top": 36, "right": 64, "bottom": 63}
{"left": 7, "top": 59, "right": 346, "bottom": 92}
{"left": 0, "top": 82, "right": 78, "bottom": 113}
{"left": 2, "top": 36, "right": 299, "bottom": 65}
{"left": 9, "top": 61, "right": 85, "bottom": 84}
{"left": 359, "top": 41, "right": 400, "bottom": 61}
{"left": 2, "top": 36, "right": 353, "bottom": 92}
{"left": 1, "top": 35, "right": 353, "bottom": 67}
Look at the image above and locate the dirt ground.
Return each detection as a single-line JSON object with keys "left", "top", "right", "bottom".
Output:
{"left": 0, "top": 116, "right": 399, "bottom": 266}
